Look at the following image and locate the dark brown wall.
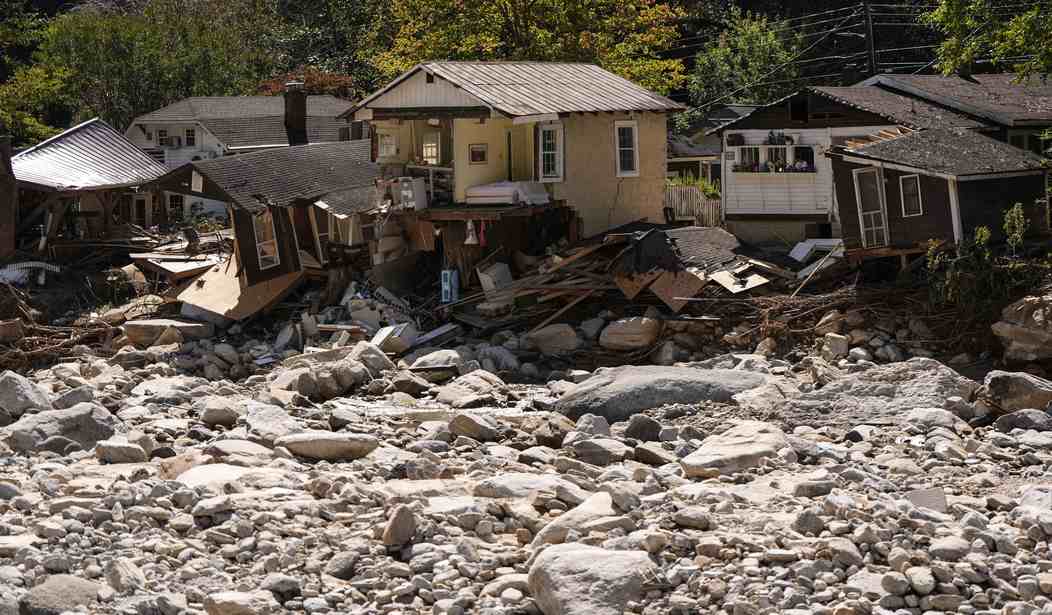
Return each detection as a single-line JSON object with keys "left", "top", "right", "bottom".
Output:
{"left": 233, "top": 206, "right": 302, "bottom": 286}
{"left": 833, "top": 158, "right": 954, "bottom": 250}
{"left": 0, "top": 137, "right": 17, "bottom": 259}
{"left": 727, "top": 92, "right": 896, "bottom": 132}
{"left": 958, "top": 174, "right": 1047, "bottom": 241}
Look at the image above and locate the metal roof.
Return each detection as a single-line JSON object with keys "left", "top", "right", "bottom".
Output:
{"left": 13, "top": 118, "right": 167, "bottom": 191}
{"left": 352, "top": 61, "right": 685, "bottom": 117}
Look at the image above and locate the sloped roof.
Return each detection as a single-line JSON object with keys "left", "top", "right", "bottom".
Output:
{"left": 864, "top": 73, "right": 1052, "bottom": 125}
{"left": 158, "top": 140, "right": 378, "bottom": 213}
{"left": 200, "top": 116, "right": 349, "bottom": 150}
{"left": 845, "top": 127, "right": 1048, "bottom": 177}
{"left": 13, "top": 118, "right": 167, "bottom": 191}
{"left": 132, "top": 96, "right": 353, "bottom": 123}
{"left": 811, "top": 86, "right": 987, "bottom": 129}
{"left": 317, "top": 186, "right": 382, "bottom": 217}
{"left": 352, "top": 61, "right": 685, "bottom": 117}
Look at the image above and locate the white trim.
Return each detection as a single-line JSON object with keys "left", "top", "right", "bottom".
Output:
{"left": 538, "top": 122, "right": 564, "bottom": 183}
{"left": 614, "top": 120, "right": 640, "bottom": 178}
{"left": 948, "top": 178, "right": 963, "bottom": 244}
{"left": 959, "top": 170, "right": 1047, "bottom": 181}
{"left": 852, "top": 167, "right": 888, "bottom": 248}
{"left": 308, "top": 206, "right": 329, "bottom": 265}
{"left": 422, "top": 130, "right": 441, "bottom": 165}
{"left": 253, "top": 209, "right": 281, "bottom": 270}
{"left": 840, "top": 154, "right": 1047, "bottom": 182}
{"left": 899, "top": 174, "right": 924, "bottom": 218}
{"left": 376, "top": 128, "right": 399, "bottom": 161}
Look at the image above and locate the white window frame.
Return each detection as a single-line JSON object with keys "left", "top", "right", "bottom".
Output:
{"left": 185, "top": 127, "right": 196, "bottom": 148}
{"left": 422, "top": 131, "right": 441, "bottom": 165}
{"left": 614, "top": 120, "right": 639, "bottom": 178}
{"left": 377, "top": 129, "right": 399, "bottom": 160}
{"left": 538, "top": 122, "right": 564, "bottom": 183}
{"left": 852, "top": 167, "right": 889, "bottom": 248}
{"left": 737, "top": 146, "right": 760, "bottom": 171}
{"left": 899, "top": 174, "right": 924, "bottom": 218}
{"left": 253, "top": 210, "right": 280, "bottom": 270}
{"left": 157, "top": 129, "right": 168, "bottom": 147}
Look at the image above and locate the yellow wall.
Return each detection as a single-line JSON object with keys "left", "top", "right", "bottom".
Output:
{"left": 372, "top": 120, "right": 414, "bottom": 164}
{"left": 549, "top": 112, "right": 668, "bottom": 237}
{"left": 453, "top": 118, "right": 512, "bottom": 201}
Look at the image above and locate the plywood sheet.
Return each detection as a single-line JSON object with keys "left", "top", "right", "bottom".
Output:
{"left": 709, "top": 269, "right": 770, "bottom": 294}
{"left": 613, "top": 270, "right": 661, "bottom": 299}
{"left": 177, "top": 258, "right": 303, "bottom": 322}
{"left": 649, "top": 268, "right": 707, "bottom": 313}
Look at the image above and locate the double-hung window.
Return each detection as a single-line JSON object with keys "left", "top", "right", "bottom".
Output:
{"left": 539, "top": 123, "right": 563, "bottom": 182}
{"left": 900, "top": 174, "right": 923, "bottom": 217}
{"left": 615, "top": 120, "right": 639, "bottom": 177}
{"left": 422, "top": 131, "right": 441, "bottom": 165}
{"left": 377, "top": 130, "right": 398, "bottom": 160}
{"left": 157, "top": 129, "right": 169, "bottom": 147}
{"left": 254, "top": 210, "right": 280, "bottom": 270}
{"left": 185, "top": 128, "right": 196, "bottom": 148}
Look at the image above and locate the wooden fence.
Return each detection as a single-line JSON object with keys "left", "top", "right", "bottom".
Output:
{"left": 665, "top": 186, "right": 721, "bottom": 226}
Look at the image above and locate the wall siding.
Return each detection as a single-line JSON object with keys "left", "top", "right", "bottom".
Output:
{"left": 233, "top": 206, "right": 301, "bottom": 287}
{"left": 958, "top": 174, "right": 1047, "bottom": 241}
{"left": 371, "top": 71, "right": 485, "bottom": 109}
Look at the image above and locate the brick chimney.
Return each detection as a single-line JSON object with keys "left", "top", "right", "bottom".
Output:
{"left": 284, "top": 81, "right": 308, "bottom": 146}
{"left": 0, "top": 136, "right": 17, "bottom": 259}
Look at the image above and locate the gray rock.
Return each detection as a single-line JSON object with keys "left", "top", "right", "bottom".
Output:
{"left": 680, "top": 421, "right": 789, "bottom": 478}
{"left": 528, "top": 543, "right": 657, "bottom": 615}
{"left": 624, "top": 414, "right": 662, "bottom": 442}
{"left": 95, "top": 438, "right": 148, "bottom": 464}
{"left": 0, "top": 370, "right": 51, "bottom": 424}
{"left": 572, "top": 438, "right": 629, "bottom": 466}
{"left": 906, "top": 566, "right": 936, "bottom": 595}
{"left": 349, "top": 341, "right": 396, "bottom": 377}
{"left": 5, "top": 403, "right": 116, "bottom": 454}
{"left": 435, "top": 371, "right": 506, "bottom": 407}
{"left": 994, "top": 408, "right": 1052, "bottom": 432}
{"left": 527, "top": 324, "right": 581, "bottom": 355}
{"left": 979, "top": 370, "right": 1052, "bottom": 414}
{"left": 275, "top": 431, "right": 378, "bottom": 461}
{"left": 449, "top": 412, "right": 498, "bottom": 442}
{"left": 197, "top": 396, "right": 242, "bottom": 427}
{"left": 556, "top": 366, "right": 769, "bottom": 422}
{"left": 382, "top": 504, "right": 417, "bottom": 546}
{"left": 19, "top": 574, "right": 101, "bottom": 615}
{"left": 52, "top": 386, "right": 93, "bottom": 410}
{"left": 928, "top": 535, "right": 971, "bottom": 561}
{"left": 991, "top": 294, "right": 1052, "bottom": 361}
{"left": 244, "top": 402, "right": 302, "bottom": 445}
{"left": 105, "top": 557, "right": 146, "bottom": 593}
{"left": 598, "top": 317, "right": 662, "bottom": 351}
{"left": 203, "top": 591, "right": 280, "bottom": 615}
{"left": 324, "top": 552, "right": 358, "bottom": 580}
{"left": 532, "top": 492, "right": 617, "bottom": 547}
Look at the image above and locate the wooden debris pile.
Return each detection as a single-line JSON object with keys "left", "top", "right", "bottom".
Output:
{"left": 0, "top": 283, "right": 115, "bottom": 371}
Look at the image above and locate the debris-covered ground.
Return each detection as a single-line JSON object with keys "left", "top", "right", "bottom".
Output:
{"left": 4, "top": 331, "right": 1052, "bottom": 615}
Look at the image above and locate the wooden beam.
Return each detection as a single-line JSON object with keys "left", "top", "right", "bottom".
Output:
{"left": 371, "top": 107, "right": 492, "bottom": 120}
{"left": 529, "top": 291, "right": 593, "bottom": 334}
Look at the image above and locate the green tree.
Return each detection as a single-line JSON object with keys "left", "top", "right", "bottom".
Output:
{"left": 375, "top": 0, "right": 685, "bottom": 95}
{"left": 925, "top": 0, "right": 1052, "bottom": 79}
{"left": 0, "top": 64, "right": 76, "bottom": 146}
{"left": 38, "top": 0, "right": 285, "bottom": 130}
{"left": 1003, "top": 202, "right": 1029, "bottom": 257}
{"left": 684, "top": 7, "right": 803, "bottom": 120}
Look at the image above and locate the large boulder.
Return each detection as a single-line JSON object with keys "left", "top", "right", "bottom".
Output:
{"left": 244, "top": 402, "right": 302, "bottom": 445}
{"left": 4, "top": 403, "right": 117, "bottom": 454}
{"left": 977, "top": 371, "right": 1052, "bottom": 415}
{"left": 531, "top": 492, "right": 617, "bottom": 547}
{"left": 527, "top": 324, "right": 581, "bottom": 355}
{"left": 992, "top": 294, "right": 1052, "bottom": 362}
{"left": 349, "top": 341, "right": 396, "bottom": 377}
{"left": 528, "top": 544, "right": 657, "bottom": 615}
{"left": 555, "top": 366, "right": 768, "bottom": 422}
{"left": 598, "top": 317, "right": 662, "bottom": 351}
{"left": 777, "top": 358, "right": 978, "bottom": 429}
{"left": 274, "top": 431, "right": 378, "bottom": 461}
{"left": 680, "top": 421, "right": 789, "bottom": 478}
{"left": 435, "top": 370, "right": 506, "bottom": 407}
{"left": 19, "top": 574, "right": 102, "bottom": 615}
{"left": 0, "top": 371, "right": 51, "bottom": 425}
{"left": 204, "top": 591, "right": 280, "bottom": 615}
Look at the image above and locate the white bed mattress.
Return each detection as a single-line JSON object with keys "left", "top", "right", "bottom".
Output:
{"left": 464, "top": 181, "right": 551, "bottom": 205}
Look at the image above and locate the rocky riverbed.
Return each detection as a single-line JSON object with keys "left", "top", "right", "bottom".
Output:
{"left": 2, "top": 343, "right": 1052, "bottom": 615}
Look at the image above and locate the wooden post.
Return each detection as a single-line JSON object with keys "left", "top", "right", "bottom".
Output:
{"left": 0, "top": 136, "right": 16, "bottom": 259}
{"left": 37, "top": 194, "right": 64, "bottom": 253}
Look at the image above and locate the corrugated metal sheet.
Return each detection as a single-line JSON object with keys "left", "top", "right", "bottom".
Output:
{"left": 13, "top": 118, "right": 167, "bottom": 191}
{"left": 357, "top": 62, "right": 685, "bottom": 117}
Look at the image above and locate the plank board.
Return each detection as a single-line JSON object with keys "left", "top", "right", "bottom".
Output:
{"left": 709, "top": 269, "right": 770, "bottom": 294}
{"left": 613, "top": 270, "right": 661, "bottom": 300}
{"left": 177, "top": 258, "right": 303, "bottom": 322}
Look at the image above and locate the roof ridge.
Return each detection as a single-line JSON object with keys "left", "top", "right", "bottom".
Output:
{"left": 14, "top": 118, "right": 106, "bottom": 159}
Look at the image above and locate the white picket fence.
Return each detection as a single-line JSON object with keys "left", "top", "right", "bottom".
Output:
{"left": 665, "top": 186, "right": 722, "bottom": 226}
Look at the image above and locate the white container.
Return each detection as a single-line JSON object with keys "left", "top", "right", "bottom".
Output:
{"left": 441, "top": 269, "right": 460, "bottom": 303}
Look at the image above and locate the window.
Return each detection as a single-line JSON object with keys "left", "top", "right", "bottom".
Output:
{"left": 145, "top": 131, "right": 153, "bottom": 141}
{"left": 377, "top": 130, "right": 398, "bottom": 159}
{"left": 185, "top": 128, "right": 196, "bottom": 147}
{"left": 253, "top": 210, "right": 280, "bottom": 270}
{"left": 339, "top": 127, "right": 351, "bottom": 141}
{"left": 766, "top": 146, "right": 787, "bottom": 170}
{"left": 314, "top": 207, "right": 331, "bottom": 264}
{"left": 468, "top": 143, "right": 487, "bottom": 164}
{"left": 168, "top": 194, "right": 185, "bottom": 223}
{"left": 900, "top": 175, "right": 923, "bottom": 217}
{"left": 423, "top": 132, "right": 441, "bottom": 165}
{"left": 736, "top": 146, "right": 760, "bottom": 172}
{"left": 539, "top": 123, "right": 563, "bottom": 182}
{"left": 157, "top": 129, "right": 168, "bottom": 147}
{"left": 426, "top": 72, "right": 435, "bottom": 84}
{"left": 615, "top": 120, "right": 639, "bottom": 177}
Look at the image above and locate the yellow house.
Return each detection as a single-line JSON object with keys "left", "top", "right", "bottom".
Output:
{"left": 345, "top": 61, "right": 684, "bottom": 238}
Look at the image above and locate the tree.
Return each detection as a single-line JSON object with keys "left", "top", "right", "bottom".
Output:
{"left": 1003, "top": 202, "right": 1029, "bottom": 257}
{"left": 925, "top": 0, "right": 1052, "bottom": 79}
{"left": 375, "top": 0, "right": 685, "bottom": 95}
{"left": 38, "top": 0, "right": 286, "bottom": 130}
{"left": 684, "top": 7, "right": 803, "bottom": 119}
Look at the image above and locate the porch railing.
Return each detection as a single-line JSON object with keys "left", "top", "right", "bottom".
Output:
{"left": 407, "top": 165, "right": 455, "bottom": 206}
{"left": 665, "top": 186, "right": 721, "bottom": 226}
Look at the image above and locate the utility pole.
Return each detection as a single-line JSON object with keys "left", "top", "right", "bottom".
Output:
{"left": 863, "top": 0, "right": 878, "bottom": 75}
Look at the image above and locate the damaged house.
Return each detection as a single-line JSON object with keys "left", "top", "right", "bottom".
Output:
{"left": 346, "top": 61, "right": 685, "bottom": 238}
{"left": 125, "top": 83, "right": 363, "bottom": 222}
{"left": 6, "top": 118, "right": 167, "bottom": 259}
{"left": 150, "top": 140, "right": 380, "bottom": 325}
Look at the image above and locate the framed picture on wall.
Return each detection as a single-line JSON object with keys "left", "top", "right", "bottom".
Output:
{"left": 469, "top": 143, "right": 488, "bottom": 164}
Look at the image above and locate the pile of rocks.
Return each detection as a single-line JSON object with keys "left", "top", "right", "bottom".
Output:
{"left": 4, "top": 345, "right": 1052, "bottom": 615}
{"left": 810, "top": 308, "right": 944, "bottom": 365}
